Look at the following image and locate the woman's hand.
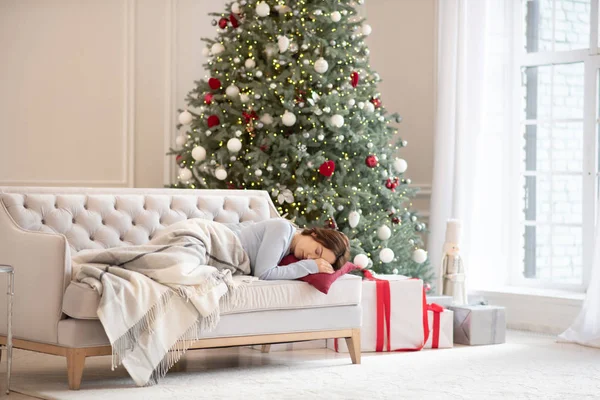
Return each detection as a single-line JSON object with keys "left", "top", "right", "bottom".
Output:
{"left": 315, "top": 258, "right": 334, "bottom": 274}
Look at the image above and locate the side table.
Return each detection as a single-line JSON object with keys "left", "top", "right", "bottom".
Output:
{"left": 0, "top": 265, "right": 13, "bottom": 395}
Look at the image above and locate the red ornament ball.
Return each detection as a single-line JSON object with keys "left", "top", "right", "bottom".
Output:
{"left": 175, "top": 155, "right": 183, "bottom": 164}
{"left": 365, "top": 154, "right": 378, "bottom": 168}
{"left": 371, "top": 98, "right": 382, "bottom": 108}
{"left": 392, "top": 217, "right": 400, "bottom": 224}
{"left": 204, "top": 93, "right": 214, "bottom": 105}
{"left": 229, "top": 13, "right": 239, "bottom": 28}
{"left": 424, "top": 283, "right": 432, "bottom": 293}
{"left": 207, "top": 115, "right": 220, "bottom": 128}
{"left": 208, "top": 78, "right": 222, "bottom": 90}
{"left": 351, "top": 71, "right": 359, "bottom": 88}
{"left": 325, "top": 217, "right": 338, "bottom": 230}
{"left": 218, "top": 18, "right": 228, "bottom": 29}
{"left": 319, "top": 160, "right": 336, "bottom": 177}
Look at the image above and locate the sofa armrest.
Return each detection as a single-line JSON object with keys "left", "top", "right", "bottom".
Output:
{"left": 0, "top": 202, "right": 71, "bottom": 345}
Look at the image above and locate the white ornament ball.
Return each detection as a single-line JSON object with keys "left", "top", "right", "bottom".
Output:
{"left": 256, "top": 1, "right": 270, "bottom": 17}
{"left": 231, "top": 2, "right": 241, "bottom": 13}
{"left": 362, "top": 24, "right": 372, "bottom": 35}
{"left": 303, "top": 59, "right": 310, "bottom": 65}
{"left": 255, "top": 169, "right": 263, "bottom": 177}
{"left": 317, "top": 134, "right": 324, "bottom": 141}
{"left": 227, "top": 138, "right": 242, "bottom": 153}
{"left": 225, "top": 85, "right": 240, "bottom": 98}
{"left": 278, "top": 36, "right": 290, "bottom": 53}
{"left": 215, "top": 167, "right": 227, "bottom": 180}
{"left": 377, "top": 225, "right": 392, "bottom": 240}
{"left": 260, "top": 113, "right": 273, "bottom": 125}
{"left": 392, "top": 268, "right": 398, "bottom": 275}
{"left": 379, "top": 248, "right": 394, "bottom": 264}
{"left": 394, "top": 158, "right": 408, "bottom": 173}
{"left": 314, "top": 58, "right": 329, "bottom": 74}
{"left": 178, "top": 110, "right": 193, "bottom": 125}
{"left": 175, "top": 135, "right": 187, "bottom": 146}
{"left": 330, "top": 11, "right": 341, "bottom": 22}
{"left": 240, "top": 93, "right": 250, "bottom": 103}
{"left": 353, "top": 254, "right": 370, "bottom": 269}
{"left": 255, "top": 70, "right": 263, "bottom": 78}
{"left": 211, "top": 43, "right": 225, "bottom": 55}
{"left": 178, "top": 168, "right": 192, "bottom": 181}
{"left": 323, "top": 106, "right": 331, "bottom": 113}
{"left": 233, "top": 57, "right": 241, "bottom": 64}
{"left": 364, "top": 102, "right": 375, "bottom": 113}
{"left": 282, "top": 111, "right": 297, "bottom": 126}
{"left": 347, "top": 99, "right": 356, "bottom": 107}
{"left": 330, "top": 114, "right": 344, "bottom": 128}
{"left": 358, "top": 102, "right": 365, "bottom": 109}
{"left": 245, "top": 58, "right": 256, "bottom": 69}
{"left": 202, "top": 47, "right": 210, "bottom": 57}
{"left": 348, "top": 211, "right": 360, "bottom": 228}
{"left": 235, "top": 130, "right": 242, "bottom": 137}
{"left": 412, "top": 249, "right": 428, "bottom": 264}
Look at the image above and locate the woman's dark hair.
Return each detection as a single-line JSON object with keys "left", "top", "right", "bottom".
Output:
{"left": 300, "top": 227, "right": 350, "bottom": 271}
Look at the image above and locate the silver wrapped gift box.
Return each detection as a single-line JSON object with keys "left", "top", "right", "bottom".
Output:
{"left": 448, "top": 305, "right": 506, "bottom": 345}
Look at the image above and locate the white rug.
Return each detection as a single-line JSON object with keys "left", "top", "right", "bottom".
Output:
{"left": 3, "top": 330, "right": 600, "bottom": 400}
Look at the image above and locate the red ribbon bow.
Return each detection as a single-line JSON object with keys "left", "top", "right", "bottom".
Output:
{"left": 242, "top": 110, "right": 258, "bottom": 124}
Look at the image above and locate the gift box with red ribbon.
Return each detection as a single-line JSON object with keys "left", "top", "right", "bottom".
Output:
{"left": 327, "top": 271, "right": 452, "bottom": 352}
{"left": 424, "top": 304, "right": 454, "bottom": 349}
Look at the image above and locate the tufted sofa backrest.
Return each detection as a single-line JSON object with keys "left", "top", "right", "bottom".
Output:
{"left": 0, "top": 187, "right": 279, "bottom": 253}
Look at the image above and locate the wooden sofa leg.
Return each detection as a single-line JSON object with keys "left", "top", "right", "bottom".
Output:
{"left": 345, "top": 328, "right": 361, "bottom": 365}
{"left": 66, "top": 349, "right": 86, "bottom": 390}
{"left": 261, "top": 344, "right": 271, "bottom": 353}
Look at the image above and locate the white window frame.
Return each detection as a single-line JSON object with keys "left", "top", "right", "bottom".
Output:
{"left": 510, "top": 0, "right": 600, "bottom": 292}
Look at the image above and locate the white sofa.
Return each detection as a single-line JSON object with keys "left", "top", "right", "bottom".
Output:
{"left": 0, "top": 187, "right": 362, "bottom": 389}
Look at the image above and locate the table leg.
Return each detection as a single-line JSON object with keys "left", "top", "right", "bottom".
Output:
{"left": 6, "top": 271, "right": 13, "bottom": 395}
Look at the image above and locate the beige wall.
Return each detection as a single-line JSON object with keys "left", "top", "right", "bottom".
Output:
{"left": 0, "top": 0, "right": 435, "bottom": 215}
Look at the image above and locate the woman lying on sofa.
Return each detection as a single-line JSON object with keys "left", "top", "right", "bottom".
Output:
{"left": 227, "top": 218, "right": 350, "bottom": 280}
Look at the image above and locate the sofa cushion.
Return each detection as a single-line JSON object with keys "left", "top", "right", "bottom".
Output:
{"left": 62, "top": 274, "right": 362, "bottom": 320}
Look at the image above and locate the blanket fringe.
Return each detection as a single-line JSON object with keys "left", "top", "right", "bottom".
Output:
{"left": 111, "top": 269, "right": 246, "bottom": 385}
{"left": 111, "top": 289, "right": 175, "bottom": 369}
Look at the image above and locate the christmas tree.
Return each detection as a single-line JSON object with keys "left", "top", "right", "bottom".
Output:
{"left": 170, "top": 0, "right": 433, "bottom": 286}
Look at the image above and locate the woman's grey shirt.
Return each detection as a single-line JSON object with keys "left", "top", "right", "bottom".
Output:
{"left": 224, "top": 218, "right": 318, "bottom": 280}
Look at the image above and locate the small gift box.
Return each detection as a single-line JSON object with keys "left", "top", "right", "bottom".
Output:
{"left": 425, "top": 295, "right": 453, "bottom": 308}
{"left": 424, "top": 305, "right": 454, "bottom": 349}
{"left": 327, "top": 272, "right": 431, "bottom": 353}
{"left": 448, "top": 304, "right": 506, "bottom": 345}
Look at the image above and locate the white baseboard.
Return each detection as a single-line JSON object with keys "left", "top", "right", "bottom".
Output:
{"left": 469, "top": 288, "right": 584, "bottom": 335}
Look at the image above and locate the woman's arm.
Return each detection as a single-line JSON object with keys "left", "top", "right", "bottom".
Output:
{"left": 254, "top": 219, "right": 319, "bottom": 280}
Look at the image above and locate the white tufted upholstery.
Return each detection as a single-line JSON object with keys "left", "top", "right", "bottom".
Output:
{"left": 0, "top": 187, "right": 279, "bottom": 253}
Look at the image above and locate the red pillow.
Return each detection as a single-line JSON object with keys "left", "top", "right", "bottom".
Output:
{"left": 279, "top": 254, "right": 361, "bottom": 294}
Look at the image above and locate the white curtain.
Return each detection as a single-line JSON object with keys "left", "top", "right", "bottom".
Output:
{"left": 558, "top": 210, "right": 600, "bottom": 347}
{"left": 428, "top": 0, "right": 519, "bottom": 293}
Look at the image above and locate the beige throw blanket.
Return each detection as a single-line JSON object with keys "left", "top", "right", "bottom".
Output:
{"left": 72, "top": 218, "right": 251, "bottom": 386}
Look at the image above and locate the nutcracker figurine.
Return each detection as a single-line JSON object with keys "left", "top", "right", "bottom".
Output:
{"left": 438, "top": 219, "right": 467, "bottom": 305}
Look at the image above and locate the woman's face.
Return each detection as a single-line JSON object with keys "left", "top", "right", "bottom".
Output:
{"left": 294, "top": 233, "right": 337, "bottom": 265}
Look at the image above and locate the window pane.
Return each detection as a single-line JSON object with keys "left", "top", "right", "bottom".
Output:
{"left": 522, "top": 65, "right": 552, "bottom": 120}
{"left": 524, "top": 0, "right": 591, "bottom": 52}
{"left": 554, "top": 0, "right": 591, "bottom": 51}
{"left": 553, "top": 63, "right": 584, "bottom": 119}
{"left": 551, "top": 174, "right": 582, "bottom": 224}
{"left": 523, "top": 63, "right": 584, "bottom": 121}
{"left": 524, "top": 124, "right": 551, "bottom": 172}
{"left": 523, "top": 174, "right": 552, "bottom": 222}
{"left": 552, "top": 122, "right": 583, "bottom": 172}
{"left": 524, "top": 0, "right": 554, "bottom": 52}
{"left": 550, "top": 225, "right": 583, "bottom": 284}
